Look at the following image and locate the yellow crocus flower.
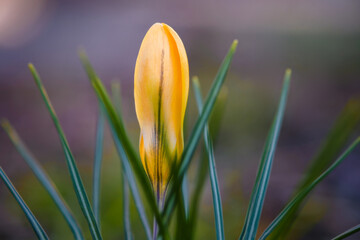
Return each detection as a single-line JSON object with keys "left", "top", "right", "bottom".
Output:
{"left": 134, "top": 23, "right": 189, "bottom": 199}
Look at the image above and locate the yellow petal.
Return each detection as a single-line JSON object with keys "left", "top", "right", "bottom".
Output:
{"left": 134, "top": 23, "right": 189, "bottom": 195}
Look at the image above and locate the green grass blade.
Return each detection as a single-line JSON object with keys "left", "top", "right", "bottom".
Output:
{"left": 332, "top": 224, "right": 360, "bottom": 240}
{"left": 1, "top": 120, "right": 84, "bottom": 240}
{"left": 175, "top": 174, "right": 188, "bottom": 240}
{"left": 78, "top": 52, "right": 152, "bottom": 200}
{"left": 92, "top": 110, "right": 105, "bottom": 226}
{"left": 192, "top": 77, "right": 225, "bottom": 240}
{"left": 111, "top": 82, "right": 122, "bottom": 117}
{"left": 188, "top": 83, "right": 228, "bottom": 239}
{"left": 188, "top": 149, "right": 208, "bottom": 238}
{"left": 181, "top": 173, "right": 189, "bottom": 218}
{"left": 78, "top": 54, "right": 160, "bottom": 239}
{"left": 111, "top": 82, "right": 133, "bottom": 240}
{"left": 175, "top": 187, "right": 188, "bottom": 240}
{"left": 239, "top": 69, "right": 291, "bottom": 240}
{"left": 301, "top": 99, "right": 360, "bottom": 187}
{"left": 108, "top": 114, "right": 152, "bottom": 240}
{"left": 162, "top": 40, "right": 238, "bottom": 223}
{"left": 259, "top": 137, "right": 360, "bottom": 240}
{"left": 176, "top": 175, "right": 189, "bottom": 238}
{"left": 28, "top": 64, "right": 102, "bottom": 240}
{"left": 122, "top": 176, "right": 133, "bottom": 240}
{"left": 268, "top": 99, "right": 360, "bottom": 239}
{"left": 0, "top": 167, "right": 49, "bottom": 240}
{"left": 176, "top": 173, "right": 188, "bottom": 240}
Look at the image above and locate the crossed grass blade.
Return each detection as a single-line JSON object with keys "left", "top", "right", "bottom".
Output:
{"left": 268, "top": 98, "right": 360, "bottom": 239}
{"left": 188, "top": 82, "right": 228, "bottom": 239}
{"left": 192, "top": 76, "right": 225, "bottom": 240}
{"left": 239, "top": 69, "right": 291, "bottom": 240}
{"left": 1, "top": 120, "right": 84, "bottom": 239}
{"left": 107, "top": 115, "right": 152, "bottom": 240}
{"left": 111, "top": 82, "right": 134, "bottom": 240}
{"left": 92, "top": 109, "right": 105, "bottom": 226}
{"left": 0, "top": 167, "right": 49, "bottom": 240}
{"left": 259, "top": 137, "right": 360, "bottom": 240}
{"left": 28, "top": 64, "right": 102, "bottom": 240}
{"left": 78, "top": 53, "right": 166, "bottom": 240}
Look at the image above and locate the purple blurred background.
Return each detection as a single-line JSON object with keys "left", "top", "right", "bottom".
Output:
{"left": 1, "top": 0, "right": 360, "bottom": 239}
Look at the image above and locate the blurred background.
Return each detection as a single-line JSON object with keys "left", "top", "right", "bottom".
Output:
{"left": 1, "top": 0, "right": 360, "bottom": 239}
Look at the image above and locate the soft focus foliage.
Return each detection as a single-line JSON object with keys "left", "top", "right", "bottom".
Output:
{"left": 1, "top": 1, "right": 360, "bottom": 240}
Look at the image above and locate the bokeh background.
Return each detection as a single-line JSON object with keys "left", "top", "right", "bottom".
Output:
{"left": 1, "top": 0, "right": 360, "bottom": 239}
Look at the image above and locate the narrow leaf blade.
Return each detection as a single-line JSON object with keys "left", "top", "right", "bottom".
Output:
{"left": 28, "top": 64, "right": 102, "bottom": 240}
{"left": 332, "top": 224, "right": 360, "bottom": 240}
{"left": 188, "top": 81, "right": 228, "bottom": 239}
{"left": 1, "top": 120, "right": 84, "bottom": 240}
{"left": 79, "top": 55, "right": 161, "bottom": 239}
{"left": 259, "top": 137, "right": 360, "bottom": 240}
{"left": 181, "top": 173, "right": 189, "bottom": 218}
{"left": 268, "top": 99, "right": 360, "bottom": 239}
{"left": 192, "top": 76, "right": 225, "bottom": 240}
{"left": 108, "top": 113, "right": 152, "bottom": 240}
{"left": 0, "top": 167, "right": 49, "bottom": 240}
{"left": 239, "top": 69, "right": 291, "bottom": 240}
{"left": 111, "top": 82, "right": 134, "bottom": 240}
{"left": 122, "top": 177, "right": 133, "bottom": 240}
{"left": 163, "top": 40, "right": 238, "bottom": 222}
{"left": 92, "top": 109, "right": 105, "bottom": 226}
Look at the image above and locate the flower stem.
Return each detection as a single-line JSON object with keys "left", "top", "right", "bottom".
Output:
{"left": 153, "top": 190, "right": 165, "bottom": 240}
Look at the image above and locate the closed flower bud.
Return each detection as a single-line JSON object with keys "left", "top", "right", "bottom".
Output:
{"left": 134, "top": 23, "right": 189, "bottom": 197}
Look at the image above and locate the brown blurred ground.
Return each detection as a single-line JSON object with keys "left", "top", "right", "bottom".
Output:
{"left": 0, "top": 0, "right": 360, "bottom": 239}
